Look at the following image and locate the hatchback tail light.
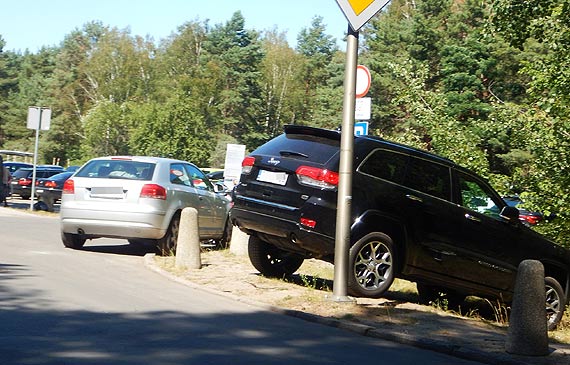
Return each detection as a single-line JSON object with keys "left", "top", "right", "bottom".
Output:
{"left": 140, "top": 184, "right": 167, "bottom": 200}
{"left": 295, "top": 166, "right": 339, "bottom": 190}
{"left": 63, "top": 179, "right": 75, "bottom": 194}
{"left": 241, "top": 156, "right": 255, "bottom": 175}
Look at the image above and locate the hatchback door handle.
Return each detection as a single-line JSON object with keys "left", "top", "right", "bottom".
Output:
{"left": 464, "top": 213, "right": 482, "bottom": 223}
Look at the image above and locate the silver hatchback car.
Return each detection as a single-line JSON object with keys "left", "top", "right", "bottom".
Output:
{"left": 60, "top": 156, "right": 232, "bottom": 254}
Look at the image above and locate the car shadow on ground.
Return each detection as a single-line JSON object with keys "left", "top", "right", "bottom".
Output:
{"left": 80, "top": 241, "right": 159, "bottom": 257}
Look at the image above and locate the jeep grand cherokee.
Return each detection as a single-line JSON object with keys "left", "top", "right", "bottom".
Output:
{"left": 230, "top": 125, "right": 570, "bottom": 330}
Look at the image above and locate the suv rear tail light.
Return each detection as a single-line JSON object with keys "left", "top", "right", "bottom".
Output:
{"left": 63, "top": 179, "right": 75, "bottom": 194}
{"left": 300, "top": 217, "right": 317, "bottom": 229}
{"left": 295, "top": 166, "right": 339, "bottom": 190}
{"left": 140, "top": 184, "right": 167, "bottom": 200}
{"left": 242, "top": 156, "right": 255, "bottom": 175}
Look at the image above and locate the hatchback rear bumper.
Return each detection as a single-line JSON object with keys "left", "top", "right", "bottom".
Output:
{"left": 61, "top": 209, "right": 168, "bottom": 240}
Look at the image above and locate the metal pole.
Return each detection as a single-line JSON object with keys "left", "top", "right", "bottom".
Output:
{"left": 30, "top": 108, "right": 42, "bottom": 211}
{"left": 332, "top": 26, "right": 359, "bottom": 301}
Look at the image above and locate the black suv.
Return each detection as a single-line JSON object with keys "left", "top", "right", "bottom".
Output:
{"left": 231, "top": 125, "right": 570, "bottom": 329}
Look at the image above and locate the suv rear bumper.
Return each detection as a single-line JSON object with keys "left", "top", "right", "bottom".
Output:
{"left": 230, "top": 206, "right": 335, "bottom": 259}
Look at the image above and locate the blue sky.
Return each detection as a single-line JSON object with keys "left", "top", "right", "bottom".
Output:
{"left": 1, "top": 0, "right": 349, "bottom": 52}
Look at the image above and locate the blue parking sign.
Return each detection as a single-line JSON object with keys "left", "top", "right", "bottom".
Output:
{"left": 354, "top": 122, "right": 369, "bottom": 136}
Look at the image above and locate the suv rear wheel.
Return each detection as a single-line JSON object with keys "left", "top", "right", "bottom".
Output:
{"left": 348, "top": 233, "right": 396, "bottom": 298}
{"left": 248, "top": 236, "right": 304, "bottom": 278}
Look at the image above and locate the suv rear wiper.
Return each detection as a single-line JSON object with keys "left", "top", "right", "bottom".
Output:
{"left": 279, "top": 150, "right": 309, "bottom": 158}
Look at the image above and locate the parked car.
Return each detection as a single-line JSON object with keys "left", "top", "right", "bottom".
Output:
{"left": 502, "top": 196, "right": 552, "bottom": 226}
{"left": 3, "top": 161, "right": 33, "bottom": 175}
{"left": 65, "top": 165, "right": 81, "bottom": 173}
{"left": 60, "top": 156, "right": 232, "bottom": 254}
{"left": 34, "top": 171, "right": 74, "bottom": 211}
{"left": 230, "top": 125, "right": 570, "bottom": 330}
{"left": 10, "top": 167, "right": 65, "bottom": 199}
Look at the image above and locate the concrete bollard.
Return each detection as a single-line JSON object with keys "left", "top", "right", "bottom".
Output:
{"left": 505, "top": 259, "right": 549, "bottom": 356}
{"left": 229, "top": 226, "right": 249, "bottom": 257}
{"left": 175, "top": 207, "right": 201, "bottom": 270}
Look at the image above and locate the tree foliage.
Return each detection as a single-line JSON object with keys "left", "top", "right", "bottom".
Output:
{"left": 0, "top": 2, "right": 569, "bottom": 244}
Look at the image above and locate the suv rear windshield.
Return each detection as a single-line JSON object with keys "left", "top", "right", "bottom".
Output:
{"left": 253, "top": 133, "right": 340, "bottom": 165}
{"left": 75, "top": 160, "right": 156, "bottom": 180}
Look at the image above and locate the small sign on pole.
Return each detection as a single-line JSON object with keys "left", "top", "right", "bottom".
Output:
{"left": 26, "top": 106, "right": 52, "bottom": 211}
{"left": 27, "top": 107, "right": 51, "bottom": 131}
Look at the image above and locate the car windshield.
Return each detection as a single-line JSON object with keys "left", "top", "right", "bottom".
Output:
{"left": 75, "top": 160, "right": 156, "bottom": 180}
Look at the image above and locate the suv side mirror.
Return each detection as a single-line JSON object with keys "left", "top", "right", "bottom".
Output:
{"left": 500, "top": 206, "right": 520, "bottom": 222}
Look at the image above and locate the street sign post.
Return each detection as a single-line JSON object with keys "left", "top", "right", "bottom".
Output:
{"left": 332, "top": 0, "right": 391, "bottom": 302}
{"left": 27, "top": 106, "right": 51, "bottom": 211}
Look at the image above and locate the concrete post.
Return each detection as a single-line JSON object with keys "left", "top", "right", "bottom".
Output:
{"left": 505, "top": 259, "right": 549, "bottom": 356}
{"left": 175, "top": 207, "right": 201, "bottom": 270}
{"left": 229, "top": 226, "right": 249, "bottom": 257}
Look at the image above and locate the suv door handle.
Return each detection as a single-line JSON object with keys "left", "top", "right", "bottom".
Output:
{"left": 464, "top": 213, "right": 482, "bottom": 223}
{"left": 406, "top": 194, "right": 423, "bottom": 203}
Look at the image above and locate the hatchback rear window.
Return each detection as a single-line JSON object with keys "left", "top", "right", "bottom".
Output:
{"left": 75, "top": 160, "right": 156, "bottom": 180}
{"left": 253, "top": 133, "right": 340, "bottom": 165}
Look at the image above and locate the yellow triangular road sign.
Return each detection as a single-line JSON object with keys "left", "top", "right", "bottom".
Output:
{"left": 336, "top": 0, "right": 391, "bottom": 31}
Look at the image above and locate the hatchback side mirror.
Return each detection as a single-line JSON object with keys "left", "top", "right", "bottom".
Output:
{"left": 214, "top": 182, "right": 229, "bottom": 194}
{"left": 500, "top": 205, "right": 520, "bottom": 222}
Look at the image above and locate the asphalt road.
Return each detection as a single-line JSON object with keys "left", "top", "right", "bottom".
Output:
{"left": 0, "top": 207, "right": 483, "bottom": 365}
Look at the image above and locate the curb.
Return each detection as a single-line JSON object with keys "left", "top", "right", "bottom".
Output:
{"left": 143, "top": 253, "right": 569, "bottom": 365}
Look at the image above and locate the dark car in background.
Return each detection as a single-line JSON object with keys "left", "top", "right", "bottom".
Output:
{"left": 503, "top": 196, "right": 552, "bottom": 226}
{"left": 3, "top": 162, "right": 33, "bottom": 175}
{"left": 231, "top": 125, "right": 570, "bottom": 330}
{"left": 10, "top": 167, "right": 65, "bottom": 199}
{"left": 34, "top": 171, "right": 74, "bottom": 211}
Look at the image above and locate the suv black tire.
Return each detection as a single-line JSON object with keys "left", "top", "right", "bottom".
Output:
{"left": 546, "top": 276, "right": 566, "bottom": 331}
{"left": 248, "top": 236, "right": 304, "bottom": 278}
{"left": 348, "top": 233, "right": 396, "bottom": 298}
{"left": 62, "top": 232, "right": 86, "bottom": 249}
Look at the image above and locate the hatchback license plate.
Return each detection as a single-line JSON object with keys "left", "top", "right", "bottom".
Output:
{"left": 257, "top": 170, "right": 288, "bottom": 186}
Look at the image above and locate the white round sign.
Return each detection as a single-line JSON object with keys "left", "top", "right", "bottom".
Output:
{"left": 355, "top": 65, "right": 371, "bottom": 98}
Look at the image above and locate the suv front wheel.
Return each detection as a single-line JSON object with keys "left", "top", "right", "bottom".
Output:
{"left": 546, "top": 276, "right": 566, "bottom": 331}
{"left": 348, "top": 233, "right": 396, "bottom": 298}
{"left": 248, "top": 236, "right": 304, "bottom": 278}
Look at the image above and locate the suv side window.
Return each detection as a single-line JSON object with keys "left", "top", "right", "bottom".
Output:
{"left": 457, "top": 172, "right": 502, "bottom": 219}
{"left": 358, "top": 149, "right": 408, "bottom": 184}
{"left": 404, "top": 157, "right": 451, "bottom": 201}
